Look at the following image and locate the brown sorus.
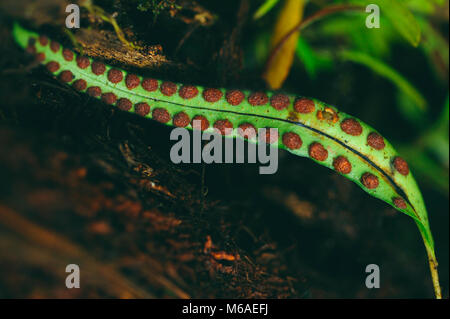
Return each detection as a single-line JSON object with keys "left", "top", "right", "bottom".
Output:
{"left": 76, "top": 56, "right": 90, "bottom": 69}
{"left": 226, "top": 90, "right": 245, "bottom": 106}
{"left": 282, "top": 132, "right": 302, "bottom": 150}
{"left": 142, "top": 78, "right": 158, "bottom": 92}
{"left": 179, "top": 85, "right": 199, "bottom": 99}
{"left": 294, "top": 98, "right": 315, "bottom": 113}
{"left": 393, "top": 197, "right": 407, "bottom": 210}
{"left": 126, "top": 74, "right": 140, "bottom": 89}
{"left": 58, "top": 70, "right": 73, "bottom": 83}
{"left": 333, "top": 156, "right": 352, "bottom": 174}
{"left": 367, "top": 132, "right": 385, "bottom": 150}
{"left": 309, "top": 142, "right": 328, "bottom": 161}
{"left": 101, "top": 92, "right": 117, "bottom": 105}
{"left": 46, "top": 61, "right": 60, "bottom": 72}
{"left": 62, "top": 48, "right": 74, "bottom": 61}
{"left": 203, "top": 88, "right": 223, "bottom": 102}
{"left": 214, "top": 119, "right": 233, "bottom": 135}
{"left": 39, "top": 35, "right": 48, "bottom": 46}
{"left": 152, "top": 108, "right": 171, "bottom": 123}
{"left": 173, "top": 112, "right": 190, "bottom": 127}
{"left": 191, "top": 115, "right": 209, "bottom": 131}
{"left": 117, "top": 98, "right": 132, "bottom": 111}
{"left": 260, "top": 128, "right": 278, "bottom": 144}
{"left": 238, "top": 123, "right": 257, "bottom": 139}
{"left": 91, "top": 61, "right": 106, "bottom": 75}
{"left": 50, "top": 40, "right": 60, "bottom": 52}
{"left": 393, "top": 157, "right": 409, "bottom": 176}
{"left": 270, "top": 94, "right": 290, "bottom": 110}
{"left": 134, "top": 102, "right": 150, "bottom": 116}
{"left": 160, "top": 81, "right": 177, "bottom": 96}
{"left": 341, "top": 118, "right": 363, "bottom": 136}
{"left": 35, "top": 52, "right": 45, "bottom": 62}
{"left": 248, "top": 92, "right": 269, "bottom": 106}
{"left": 361, "top": 172, "right": 379, "bottom": 189}
{"left": 72, "top": 79, "right": 87, "bottom": 91}
{"left": 108, "top": 69, "right": 123, "bottom": 84}
{"left": 87, "top": 86, "right": 101, "bottom": 97}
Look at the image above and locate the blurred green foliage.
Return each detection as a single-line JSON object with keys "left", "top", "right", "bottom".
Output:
{"left": 250, "top": 0, "right": 449, "bottom": 195}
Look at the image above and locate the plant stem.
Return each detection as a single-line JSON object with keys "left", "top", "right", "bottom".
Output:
{"left": 426, "top": 245, "right": 442, "bottom": 299}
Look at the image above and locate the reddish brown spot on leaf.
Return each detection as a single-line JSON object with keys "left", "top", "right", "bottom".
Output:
{"left": 202, "top": 88, "right": 223, "bottom": 102}
{"left": 50, "top": 41, "right": 60, "bottom": 53}
{"left": 393, "top": 157, "right": 409, "bottom": 176}
{"left": 91, "top": 61, "right": 106, "bottom": 75}
{"left": 341, "top": 118, "right": 362, "bottom": 136}
{"left": 361, "top": 173, "right": 379, "bottom": 189}
{"left": 294, "top": 98, "right": 315, "bottom": 113}
{"left": 134, "top": 102, "right": 150, "bottom": 116}
{"left": 46, "top": 61, "right": 60, "bottom": 72}
{"left": 179, "top": 85, "right": 199, "bottom": 99}
{"left": 76, "top": 56, "right": 90, "bottom": 69}
{"left": 173, "top": 112, "right": 190, "bottom": 127}
{"left": 62, "top": 48, "right": 73, "bottom": 61}
{"left": 36, "top": 52, "right": 45, "bottom": 62}
{"left": 72, "top": 79, "right": 87, "bottom": 91}
{"left": 39, "top": 35, "right": 48, "bottom": 46}
{"left": 333, "top": 156, "right": 352, "bottom": 174}
{"left": 393, "top": 197, "right": 407, "bottom": 210}
{"left": 214, "top": 119, "right": 233, "bottom": 135}
{"left": 191, "top": 115, "right": 209, "bottom": 131}
{"left": 125, "top": 74, "right": 140, "bottom": 89}
{"left": 87, "top": 86, "right": 101, "bottom": 97}
{"left": 238, "top": 123, "right": 257, "bottom": 139}
{"left": 282, "top": 132, "right": 302, "bottom": 150}
{"left": 142, "top": 78, "right": 158, "bottom": 92}
{"left": 270, "top": 94, "right": 290, "bottom": 110}
{"left": 26, "top": 44, "right": 36, "bottom": 54}
{"left": 226, "top": 90, "right": 245, "bottom": 106}
{"left": 367, "top": 132, "right": 385, "bottom": 150}
{"left": 107, "top": 69, "right": 123, "bottom": 84}
{"left": 117, "top": 98, "right": 132, "bottom": 111}
{"left": 260, "top": 128, "right": 278, "bottom": 144}
{"left": 160, "top": 81, "right": 177, "bottom": 96}
{"left": 58, "top": 70, "right": 73, "bottom": 83}
{"left": 248, "top": 92, "right": 269, "bottom": 106}
{"left": 152, "top": 108, "right": 171, "bottom": 123}
{"left": 101, "top": 92, "right": 117, "bottom": 105}
{"left": 309, "top": 142, "right": 328, "bottom": 161}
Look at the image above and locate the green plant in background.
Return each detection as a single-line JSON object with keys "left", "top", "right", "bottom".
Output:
{"left": 252, "top": 0, "right": 448, "bottom": 298}
{"left": 253, "top": 0, "right": 448, "bottom": 203}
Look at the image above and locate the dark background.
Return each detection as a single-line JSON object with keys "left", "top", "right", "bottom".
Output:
{"left": 0, "top": 0, "right": 448, "bottom": 298}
